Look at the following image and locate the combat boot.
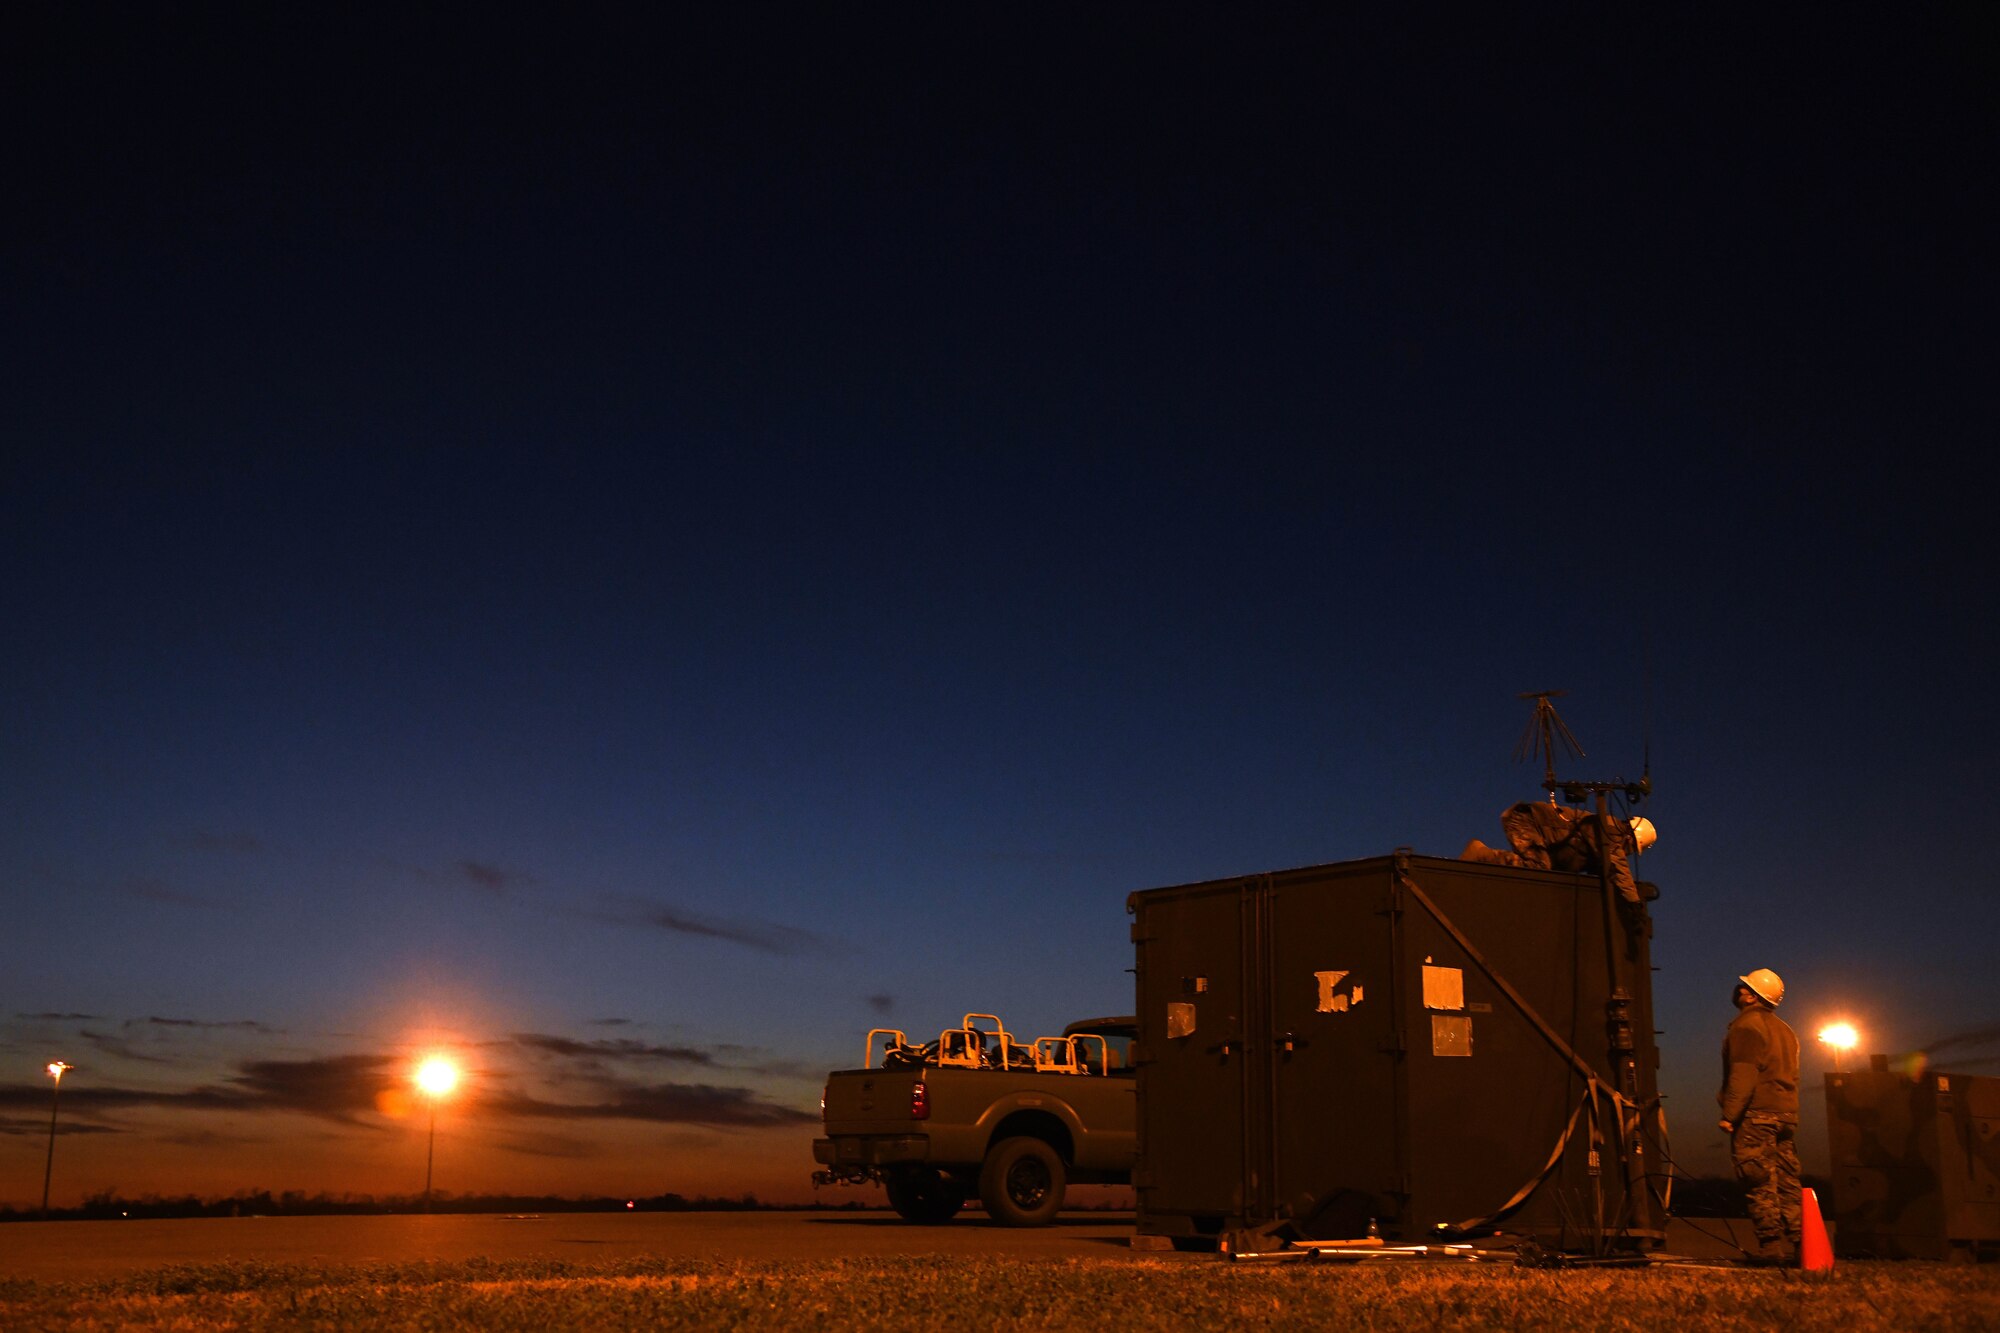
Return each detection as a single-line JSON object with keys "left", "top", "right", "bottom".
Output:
{"left": 1747, "top": 1237, "right": 1796, "bottom": 1267}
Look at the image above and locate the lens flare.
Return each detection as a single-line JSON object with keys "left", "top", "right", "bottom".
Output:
{"left": 415, "top": 1056, "right": 460, "bottom": 1098}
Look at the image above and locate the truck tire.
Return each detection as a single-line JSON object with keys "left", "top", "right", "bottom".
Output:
{"left": 884, "top": 1167, "right": 965, "bottom": 1223}
{"left": 979, "top": 1136, "right": 1065, "bottom": 1227}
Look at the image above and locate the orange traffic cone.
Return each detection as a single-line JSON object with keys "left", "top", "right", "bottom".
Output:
{"left": 1801, "top": 1187, "right": 1834, "bottom": 1273}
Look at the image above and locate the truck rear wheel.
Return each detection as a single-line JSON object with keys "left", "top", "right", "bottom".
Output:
{"left": 884, "top": 1167, "right": 965, "bottom": 1223}
{"left": 979, "top": 1136, "right": 1065, "bottom": 1226}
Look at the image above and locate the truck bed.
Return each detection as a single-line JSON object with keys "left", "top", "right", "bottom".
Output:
{"left": 819, "top": 1064, "right": 1135, "bottom": 1180}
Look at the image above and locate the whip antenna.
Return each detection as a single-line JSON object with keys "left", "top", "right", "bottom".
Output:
{"left": 1641, "top": 616, "right": 1655, "bottom": 790}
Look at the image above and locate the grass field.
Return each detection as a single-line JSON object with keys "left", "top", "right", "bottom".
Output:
{"left": 5, "top": 1255, "right": 1998, "bottom": 1331}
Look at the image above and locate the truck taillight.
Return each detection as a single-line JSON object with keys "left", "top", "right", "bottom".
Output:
{"left": 911, "top": 1080, "right": 929, "bottom": 1120}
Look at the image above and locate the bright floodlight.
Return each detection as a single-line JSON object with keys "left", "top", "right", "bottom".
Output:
{"left": 1818, "top": 1023, "right": 1859, "bottom": 1052}
{"left": 42, "top": 1061, "right": 74, "bottom": 1214}
{"left": 415, "top": 1056, "right": 459, "bottom": 1098}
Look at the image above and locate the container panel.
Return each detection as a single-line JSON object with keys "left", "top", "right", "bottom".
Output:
{"left": 1133, "top": 880, "right": 1251, "bottom": 1224}
{"left": 1265, "top": 861, "right": 1402, "bottom": 1238}
{"left": 1395, "top": 857, "right": 1656, "bottom": 1242}
{"left": 1827, "top": 1070, "right": 2000, "bottom": 1258}
{"left": 1133, "top": 852, "right": 1663, "bottom": 1250}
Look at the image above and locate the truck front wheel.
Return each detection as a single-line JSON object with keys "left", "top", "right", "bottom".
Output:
{"left": 884, "top": 1167, "right": 965, "bottom": 1223}
{"left": 979, "top": 1136, "right": 1065, "bottom": 1226}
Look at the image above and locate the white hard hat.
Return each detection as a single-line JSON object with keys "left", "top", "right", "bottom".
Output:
{"left": 1739, "top": 968, "right": 1785, "bottom": 1006}
{"left": 1629, "top": 816, "right": 1657, "bottom": 854}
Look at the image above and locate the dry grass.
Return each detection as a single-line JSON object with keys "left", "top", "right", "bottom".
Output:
{"left": 4, "top": 1254, "right": 1997, "bottom": 1331}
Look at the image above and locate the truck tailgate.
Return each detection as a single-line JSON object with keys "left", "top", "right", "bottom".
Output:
{"left": 822, "top": 1068, "right": 925, "bottom": 1134}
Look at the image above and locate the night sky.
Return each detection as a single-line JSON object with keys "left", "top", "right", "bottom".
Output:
{"left": 5, "top": 7, "right": 1995, "bottom": 1206}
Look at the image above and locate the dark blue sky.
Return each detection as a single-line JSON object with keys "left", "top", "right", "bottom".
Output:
{"left": 4, "top": 6, "right": 1995, "bottom": 1200}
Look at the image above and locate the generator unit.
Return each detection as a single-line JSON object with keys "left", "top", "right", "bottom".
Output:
{"left": 1825, "top": 1063, "right": 2000, "bottom": 1261}
{"left": 1128, "top": 850, "right": 1666, "bottom": 1254}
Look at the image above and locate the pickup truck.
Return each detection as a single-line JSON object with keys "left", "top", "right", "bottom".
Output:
{"left": 813, "top": 1013, "right": 1136, "bottom": 1225}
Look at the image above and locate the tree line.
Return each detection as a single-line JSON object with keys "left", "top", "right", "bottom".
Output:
{"left": 1, "top": 1190, "right": 887, "bottom": 1221}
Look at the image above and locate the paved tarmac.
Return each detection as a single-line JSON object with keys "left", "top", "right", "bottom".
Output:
{"left": 0, "top": 1212, "right": 1754, "bottom": 1283}
{"left": 0, "top": 1211, "right": 1138, "bottom": 1282}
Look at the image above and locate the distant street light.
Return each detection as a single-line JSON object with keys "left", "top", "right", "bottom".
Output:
{"left": 42, "top": 1061, "right": 72, "bottom": 1216}
{"left": 1818, "top": 1022, "right": 1859, "bottom": 1073}
{"left": 415, "top": 1057, "right": 460, "bottom": 1212}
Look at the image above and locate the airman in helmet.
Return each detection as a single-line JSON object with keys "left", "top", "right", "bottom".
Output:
{"left": 1459, "top": 803, "right": 1656, "bottom": 904}
{"left": 1719, "top": 968, "right": 1802, "bottom": 1265}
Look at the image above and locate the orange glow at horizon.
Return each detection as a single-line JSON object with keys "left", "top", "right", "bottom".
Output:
{"left": 415, "top": 1056, "right": 460, "bottom": 1098}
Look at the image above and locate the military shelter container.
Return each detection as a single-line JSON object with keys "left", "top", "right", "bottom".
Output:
{"left": 1825, "top": 1066, "right": 2000, "bottom": 1261}
{"left": 1128, "top": 850, "right": 1666, "bottom": 1253}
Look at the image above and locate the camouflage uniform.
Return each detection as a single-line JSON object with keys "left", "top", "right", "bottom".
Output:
{"left": 1718, "top": 1004, "right": 1802, "bottom": 1252}
{"left": 1466, "top": 802, "right": 1644, "bottom": 905}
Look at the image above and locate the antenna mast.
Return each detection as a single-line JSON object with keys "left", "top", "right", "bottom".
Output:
{"left": 1514, "top": 690, "right": 1584, "bottom": 803}
{"left": 1506, "top": 688, "right": 1654, "bottom": 1255}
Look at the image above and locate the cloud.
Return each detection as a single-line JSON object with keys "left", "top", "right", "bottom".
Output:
{"left": 135, "top": 1016, "right": 277, "bottom": 1032}
{"left": 485, "top": 1081, "right": 815, "bottom": 1128}
{"left": 0, "top": 1116, "right": 123, "bottom": 1137}
{"left": 1920, "top": 1025, "right": 2000, "bottom": 1056}
{"left": 154, "top": 1128, "right": 263, "bottom": 1149}
{"left": 512, "top": 1034, "right": 715, "bottom": 1065}
{"left": 578, "top": 898, "right": 822, "bottom": 956}
{"left": 707, "top": 1043, "right": 821, "bottom": 1082}
{"left": 456, "top": 860, "right": 532, "bottom": 894}
{"left": 493, "top": 1131, "right": 604, "bottom": 1160}
{"left": 587, "top": 1018, "right": 636, "bottom": 1028}
{"left": 740, "top": 1058, "right": 823, "bottom": 1082}
{"left": 0, "top": 1055, "right": 813, "bottom": 1128}
{"left": 0, "top": 1085, "right": 239, "bottom": 1115}
{"left": 118, "top": 877, "right": 228, "bottom": 909}
{"left": 1, "top": 1055, "right": 398, "bottom": 1125}
{"left": 79, "top": 1029, "right": 175, "bottom": 1064}
{"left": 866, "top": 994, "right": 895, "bottom": 1015}
{"left": 224, "top": 1054, "right": 400, "bottom": 1124}
{"left": 14, "top": 1012, "right": 101, "bottom": 1022}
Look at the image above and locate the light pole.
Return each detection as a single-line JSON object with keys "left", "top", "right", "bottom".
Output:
{"left": 1818, "top": 1022, "right": 1859, "bottom": 1074}
{"left": 414, "top": 1057, "right": 459, "bottom": 1212}
{"left": 42, "top": 1061, "right": 71, "bottom": 1216}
